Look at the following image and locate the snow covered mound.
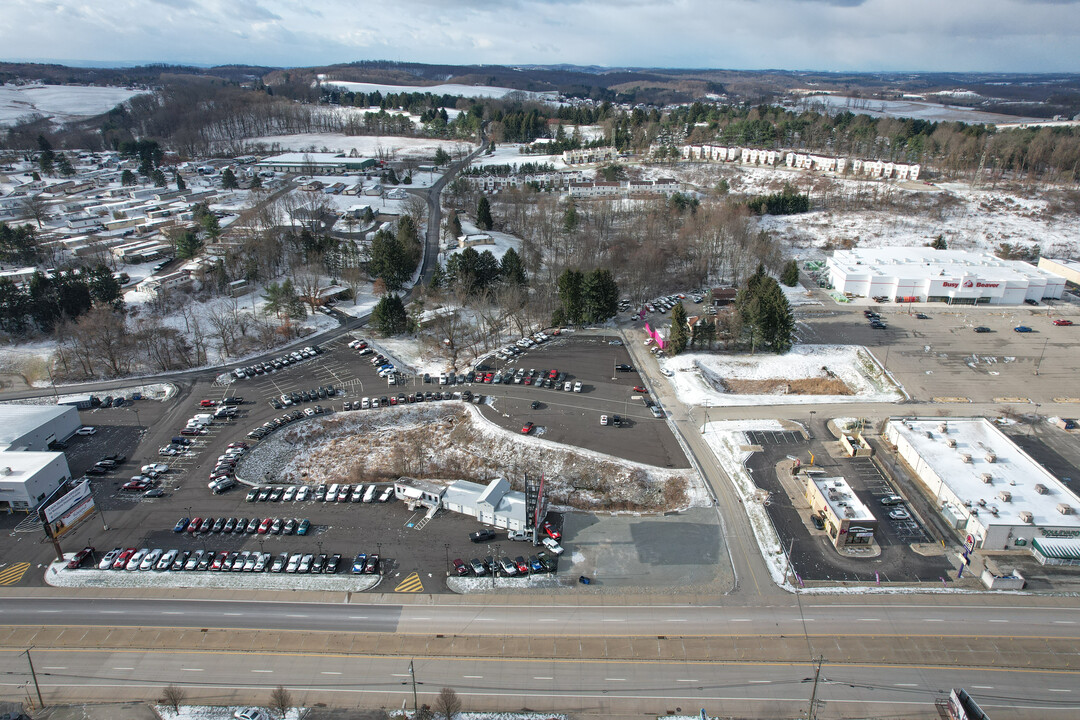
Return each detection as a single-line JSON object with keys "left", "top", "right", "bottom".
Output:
{"left": 660, "top": 344, "right": 904, "bottom": 407}
{"left": 154, "top": 706, "right": 303, "bottom": 720}
{"left": 239, "top": 404, "right": 707, "bottom": 512}
{"left": 0, "top": 83, "right": 147, "bottom": 126}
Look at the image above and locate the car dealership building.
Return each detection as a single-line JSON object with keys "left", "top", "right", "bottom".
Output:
{"left": 827, "top": 248, "right": 1065, "bottom": 305}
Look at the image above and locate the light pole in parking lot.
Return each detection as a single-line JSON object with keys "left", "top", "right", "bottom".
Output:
{"left": 808, "top": 410, "right": 816, "bottom": 440}
{"left": 317, "top": 541, "right": 322, "bottom": 558}
{"left": 444, "top": 543, "right": 450, "bottom": 575}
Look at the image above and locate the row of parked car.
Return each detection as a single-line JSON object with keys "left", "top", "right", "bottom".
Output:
{"left": 174, "top": 515, "right": 311, "bottom": 535}
{"left": 343, "top": 389, "right": 483, "bottom": 410}
{"left": 491, "top": 330, "right": 555, "bottom": 361}
{"left": 247, "top": 406, "right": 331, "bottom": 440}
{"left": 244, "top": 482, "right": 394, "bottom": 504}
{"left": 85, "top": 546, "right": 342, "bottom": 574}
{"left": 271, "top": 385, "right": 337, "bottom": 409}
{"left": 454, "top": 552, "right": 558, "bottom": 577}
{"left": 231, "top": 345, "right": 323, "bottom": 380}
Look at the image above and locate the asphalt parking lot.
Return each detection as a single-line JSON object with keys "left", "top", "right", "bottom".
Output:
{"left": 744, "top": 427, "right": 952, "bottom": 583}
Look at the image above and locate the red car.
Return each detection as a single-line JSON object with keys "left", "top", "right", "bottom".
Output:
{"left": 187, "top": 517, "right": 202, "bottom": 533}
{"left": 453, "top": 558, "right": 468, "bottom": 576}
{"left": 542, "top": 521, "right": 561, "bottom": 540}
{"left": 257, "top": 518, "right": 272, "bottom": 534}
{"left": 122, "top": 479, "right": 151, "bottom": 491}
{"left": 199, "top": 399, "right": 216, "bottom": 407}
{"left": 633, "top": 386, "right": 647, "bottom": 393}
{"left": 1052, "top": 319, "right": 1074, "bottom": 326}
{"left": 67, "top": 546, "right": 95, "bottom": 569}
{"left": 521, "top": 422, "right": 534, "bottom": 434}
{"left": 112, "top": 548, "right": 136, "bottom": 569}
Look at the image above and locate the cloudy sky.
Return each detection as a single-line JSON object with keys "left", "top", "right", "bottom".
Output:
{"left": 2, "top": 0, "right": 1078, "bottom": 72}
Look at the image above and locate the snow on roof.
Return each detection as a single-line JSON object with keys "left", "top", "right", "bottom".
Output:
{"left": 0, "top": 405, "right": 76, "bottom": 447}
{"left": 811, "top": 476, "right": 875, "bottom": 522}
{"left": 830, "top": 247, "right": 1051, "bottom": 282}
{"left": 0, "top": 450, "right": 66, "bottom": 477}
{"left": 888, "top": 418, "right": 1080, "bottom": 529}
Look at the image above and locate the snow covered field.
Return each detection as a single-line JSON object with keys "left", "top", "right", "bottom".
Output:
{"left": 321, "top": 80, "right": 556, "bottom": 101}
{"left": 247, "top": 132, "right": 472, "bottom": 160}
{"left": 47, "top": 556, "right": 381, "bottom": 592}
{"left": 444, "top": 218, "right": 522, "bottom": 264}
{"left": 471, "top": 143, "right": 570, "bottom": 170}
{"left": 659, "top": 345, "right": 904, "bottom": 407}
{"left": 154, "top": 706, "right": 303, "bottom": 720}
{"left": 0, "top": 83, "right": 147, "bottom": 126}
{"left": 801, "top": 94, "right": 1044, "bottom": 124}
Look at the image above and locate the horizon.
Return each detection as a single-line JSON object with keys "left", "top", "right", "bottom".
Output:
{"left": 0, "top": 0, "right": 1078, "bottom": 74}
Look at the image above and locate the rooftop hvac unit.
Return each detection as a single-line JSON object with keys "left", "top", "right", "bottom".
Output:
{"left": 946, "top": 438, "right": 957, "bottom": 448}
{"left": 985, "top": 452, "right": 997, "bottom": 463}
{"left": 939, "top": 423, "right": 948, "bottom": 433}
{"left": 0, "top": 467, "right": 9, "bottom": 476}
{"left": 981, "top": 473, "right": 993, "bottom": 484}
{"left": 1057, "top": 503, "right": 1073, "bottom": 515}
{"left": 998, "top": 490, "right": 1012, "bottom": 503}
{"left": 1035, "top": 484, "right": 1049, "bottom": 495}
{"left": 977, "top": 498, "right": 987, "bottom": 507}
{"left": 844, "top": 507, "right": 856, "bottom": 518}
{"left": 961, "top": 453, "right": 973, "bottom": 463}
{"left": 1019, "top": 511, "right": 1034, "bottom": 524}
{"left": 925, "top": 431, "right": 934, "bottom": 439}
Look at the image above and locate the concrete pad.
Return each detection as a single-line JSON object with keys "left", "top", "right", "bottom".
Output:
{"left": 554, "top": 636, "right": 582, "bottom": 658}
{"left": 603, "top": 637, "right": 633, "bottom": 658}
{"left": 500, "top": 636, "right": 532, "bottom": 658}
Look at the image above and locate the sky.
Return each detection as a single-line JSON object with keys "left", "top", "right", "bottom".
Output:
{"left": 1, "top": 0, "right": 1079, "bottom": 73}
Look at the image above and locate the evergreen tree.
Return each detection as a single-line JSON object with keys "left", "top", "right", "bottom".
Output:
{"left": 556, "top": 268, "right": 584, "bottom": 324}
{"left": 581, "top": 268, "right": 619, "bottom": 323}
{"left": 434, "top": 147, "right": 451, "bottom": 166}
{"left": 221, "top": 168, "right": 239, "bottom": 189}
{"left": 151, "top": 169, "right": 168, "bottom": 187}
{"left": 88, "top": 265, "right": 123, "bottom": 308}
{"left": 174, "top": 171, "right": 186, "bottom": 191}
{"left": 780, "top": 259, "right": 800, "bottom": 287}
{"left": 57, "top": 154, "right": 75, "bottom": 177}
{"left": 371, "top": 294, "right": 408, "bottom": 335}
{"left": 476, "top": 197, "right": 493, "bottom": 231}
{"left": 562, "top": 200, "right": 579, "bottom": 233}
{"left": 668, "top": 301, "right": 689, "bottom": 354}
{"left": 0, "top": 223, "right": 40, "bottom": 265}
{"left": 175, "top": 229, "right": 204, "bottom": 259}
{"left": 262, "top": 280, "right": 305, "bottom": 319}
{"left": 0, "top": 277, "right": 30, "bottom": 335}
{"left": 737, "top": 270, "right": 794, "bottom": 354}
{"left": 429, "top": 263, "right": 446, "bottom": 290}
{"left": 475, "top": 250, "right": 500, "bottom": 290}
{"left": 37, "top": 135, "right": 55, "bottom": 175}
{"left": 369, "top": 230, "right": 411, "bottom": 291}
{"left": 929, "top": 235, "right": 947, "bottom": 250}
{"left": 499, "top": 247, "right": 526, "bottom": 286}
{"left": 120, "top": 169, "right": 137, "bottom": 186}
{"left": 448, "top": 210, "right": 462, "bottom": 240}
{"left": 249, "top": 173, "right": 262, "bottom": 190}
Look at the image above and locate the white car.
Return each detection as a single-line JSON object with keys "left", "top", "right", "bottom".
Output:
{"left": 600, "top": 415, "right": 609, "bottom": 426}
{"left": 660, "top": 368, "right": 674, "bottom": 377}
{"left": 573, "top": 381, "right": 582, "bottom": 393}
{"left": 157, "top": 549, "right": 178, "bottom": 571}
{"left": 142, "top": 463, "right": 169, "bottom": 475}
{"left": 542, "top": 537, "right": 564, "bottom": 555}
{"left": 283, "top": 486, "right": 297, "bottom": 502}
{"left": 296, "top": 486, "right": 310, "bottom": 501}
{"left": 234, "top": 708, "right": 269, "bottom": 720}
{"left": 76, "top": 426, "right": 97, "bottom": 436}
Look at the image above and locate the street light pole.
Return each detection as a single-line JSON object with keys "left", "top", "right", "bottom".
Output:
{"left": 24, "top": 649, "right": 44, "bottom": 709}
{"left": 444, "top": 543, "right": 450, "bottom": 575}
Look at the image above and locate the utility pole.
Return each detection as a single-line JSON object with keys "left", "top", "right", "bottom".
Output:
{"left": 408, "top": 660, "right": 418, "bottom": 718}
{"left": 25, "top": 648, "right": 44, "bottom": 709}
{"left": 807, "top": 655, "right": 824, "bottom": 720}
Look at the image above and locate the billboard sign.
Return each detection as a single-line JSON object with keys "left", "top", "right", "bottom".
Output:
{"left": 38, "top": 480, "right": 95, "bottom": 539}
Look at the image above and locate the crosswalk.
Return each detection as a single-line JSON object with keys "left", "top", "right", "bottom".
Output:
{"left": 394, "top": 571, "right": 424, "bottom": 593}
{"left": 0, "top": 562, "right": 31, "bottom": 586}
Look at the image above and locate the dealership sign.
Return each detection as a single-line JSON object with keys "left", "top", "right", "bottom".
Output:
{"left": 942, "top": 279, "right": 1000, "bottom": 289}
{"left": 38, "top": 480, "right": 95, "bottom": 539}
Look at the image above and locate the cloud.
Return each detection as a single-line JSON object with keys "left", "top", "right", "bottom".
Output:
{"left": 0, "top": 0, "right": 1077, "bottom": 72}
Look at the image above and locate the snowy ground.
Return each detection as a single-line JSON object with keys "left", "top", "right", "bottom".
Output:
{"left": 321, "top": 80, "right": 556, "bottom": 101}
{"left": 659, "top": 345, "right": 905, "bottom": 407}
{"left": 0, "top": 83, "right": 147, "bottom": 126}
{"left": 442, "top": 218, "right": 523, "bottom": 264}
{"left": 700, "top": 419, "right": 793, "bottom": 588}
{"left": 46, "top": 556, "right": 381, "bottom": 592}
{"left": 470, "top": 144, "right": 570, "bottom": 170}
{"left": 782, "top": 283, "right": 821, "bottom": 307}
{"left": 800, "top": 94, "right": 1044, "bottom": 124}
{"left": 236, "top": 403, "right": 707, "bottom": 512}
{"left": 246, "top": 132, "right": 472, "bottom": 161}
{"left": 1, "top": 382, "right": 176, "bottom": 405}
{"left": 448, "top": 574, "right": 568, "bottom": 593}
{"left": 153, "top": 706, "right": 303, "bottom": 720}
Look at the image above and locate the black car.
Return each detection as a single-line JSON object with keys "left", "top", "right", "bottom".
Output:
{"left": 223, "top": 396, "right": 244, "bottom": 404}
{"left": 974, "top": 326, "right": 992, "bottom": 333}
{"left": 326, "top": 553, "right": 341, "bottom": 574}
{"left": 531, "top": 400, "right": 540, "bottom": 409}
{"left": 470, "top": 528, "right": 497, "bottom": 543}
{"left": 615, "top": 364, "right": 633, "bottom": 372}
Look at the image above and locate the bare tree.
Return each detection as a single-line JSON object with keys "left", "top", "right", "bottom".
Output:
{"left": 161, "top": 685, "right": 186, "bottom": 715}
{"left": 269, "top": 685, "right": 292, "bottom": 719}
{"left": 433, "top": 687, "right": 462, "bottom": 720}
{"left": 20, "top": 193, "right": 51, "bottom": 229}
{"left": 293, "top": 263, "right": 325, "bottom": 314}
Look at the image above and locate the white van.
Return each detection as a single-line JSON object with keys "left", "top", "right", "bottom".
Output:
{"left": 361, "top": 397, "right": 371, "bottom": 409}
{"left": 363, "top": 485, "right": 377, "bottom": 502}
{"left": 327, "top": 483, "right": 340, "bottom": 501}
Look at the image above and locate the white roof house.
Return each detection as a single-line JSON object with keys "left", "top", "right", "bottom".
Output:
{"left": 885, "top": 418, "right": 1080, "bottom": 550}
{"left": 828, "top": 248, "right": 1065, "bottom": 305}
{"left": 442, "top": 478, "right": 528, "bottom": 532}
{"left": 0, "top": 451, "right": 72, "bottom": 512}
{"left": 0, "top": 405, "right": 81, "bottom": 452}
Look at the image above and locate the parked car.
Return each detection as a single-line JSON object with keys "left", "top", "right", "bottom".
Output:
{"left": 1014, "top": 325, "right": 1034, "bottom": 333}
{"left": 542, "top": 537, "right": 564, "bottom": 555}
{"left": 521, "top": 422, "right": 534, "bottom": 434}
{"left": 470, "top": 528, "right": 496, "bottom": 543}
{"left": 1052, "top": 319, "right": 1074, "bottom": 326}
{"left": 67, "top": 546, "right": 95, "bottom": 569}
{"left": 974, "top": 326, "right": 992, "bottom": 333}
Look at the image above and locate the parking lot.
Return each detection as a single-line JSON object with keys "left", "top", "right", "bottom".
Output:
{"left": 744, "top": 428, "right": 952, "bottom": 583}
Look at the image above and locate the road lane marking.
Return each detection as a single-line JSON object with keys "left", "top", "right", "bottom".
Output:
{"left": 42, "top": 666, "right": 66, "bottom": 670}
{"left": 858, "top": 618, "right": 880, "bottom": 622}
{"left": 321, "top": 672, "right": 342, "bottom": 675}
{"left": 676, "top": 679, "right": 698, "bottom": 683}
{"left": 666, "top": 618, "right": 687, "bottom": 622}
{"left": 605, "top": 678, "right": 626, "bottom": 682}
{"left": 224, "top": 613, "right": 242, "bottom": 616}
{"left": 1047, "top": 689, "right": 1071, "bottom": 693}
{"left": 251, "top": 670, "right": 273, "bottom": 673}
{"left": 894, "top": 683, "right": 918, "bottom": 687}
{"left": 286, "top": 614, "right": 308, "bottom": 618}
{"left": 601, "top": 618, "right": 623, "bottom": 622}
{"left": 348, "top": 616, "right": 368, "bottom": 620}
{"left": 463, "top": 675, "right": 483, "bottom": 679}
{"left": 113, "top": 667, "right": 134, "bottom": 671}
{"left": 1052, "top": 621, "right": 1076, "bottom": 625}
{"left": 731, "top": 619, "right": 750, "bottom": 622}
{"left": 181, "top": 668, "right": 203, "bottom": 672}
{"left": 37, "top": 610, "right": 59, "bottom": 613}
{"left": 987, "top": 619, "right": 1008, "bottom": 623}
{"left": 533, "top": 677, "right": 553, "bottom": 680}
{"left": 391, "top": 674, "right": 411, "bottom": 677}
{"left": 972, "top": 686, "right": 994, "bottom": 689}
{"left": 162, "top": 611, "right": 183, "bottom": 615}
{"left": 925, "top": 619, "right": 943, "bottom": 623}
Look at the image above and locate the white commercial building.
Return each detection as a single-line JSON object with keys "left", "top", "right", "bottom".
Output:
{"left": 885, "top": 418, "right": 1080, "bottom": 551}
{"left": 0, "top": 406, "right": 81, "bottom": 452}
{"left": 828, "top": 248, "right": 1065, "bottom": 305}
{"left": 394, "top": 476, "right": 528, "bottom": 531}
{"left": 1037, "top": 257, "right": 1080, "bottom": 286}
{"left": 0, "top": 452, "right": 73, "bottom": 513}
